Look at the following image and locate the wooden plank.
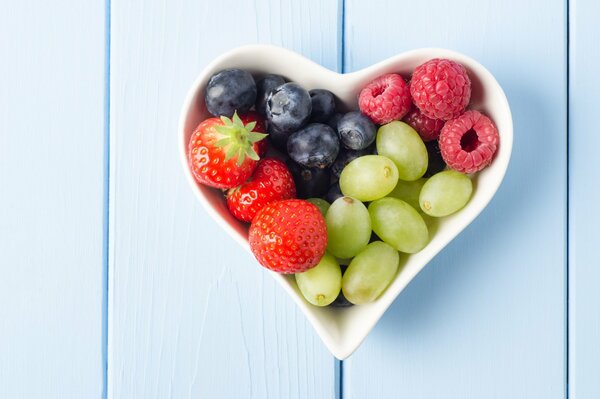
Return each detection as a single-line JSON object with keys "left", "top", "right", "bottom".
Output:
{"left": 342, "top": 0, "right": 567, "bottom": 397}
{"left": 0, "top": 1, "right": 107, "bottom": 398}
{"left": 107, "top": 0, "right": 341, "bottom": 397}
{"left": 569, "top": 0, "right": 600, "bottom": 397}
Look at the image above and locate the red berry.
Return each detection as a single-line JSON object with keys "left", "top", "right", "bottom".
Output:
{"left": 227, "top": 158, "right": 296, "bottom": 222}
{"left": 410, "top": 59, "right": 471, "bottom": 121}
{"left": 188, "top": 112, "right": 268, "bottom": 189}
{"left": 438, "top": 110, "right": 499, "bottom": 174}
{"left": 403, "top": 107, "right": 445, "bottom": 142}
{"left": 358, "top": 73, "right": 411, "bottom": 124}
{"left": 249, "top": 199, "right": 327, "bottom": 274}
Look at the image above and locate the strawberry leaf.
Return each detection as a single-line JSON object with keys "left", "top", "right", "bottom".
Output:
{"left": 213, "top": 138, "right": 230, "bottom": 148}
{"left": 244, "top": 121, "right": 257, "bottom": 132}
{"left": 248, "top": 132, "right": 268, "bottom": 143}
{"left": 214, "top": 125, "right": 232, "bottom": 135}
{"left": 246, "top": 146, "right": 260, "bottom": 161}
{"left": 236, "top": 148, "right": 246, "bottom": 166}
{"left": 232, "top": 112, "right": 244, "bottom": 128}
{"left": 220, "top": 115, "right": 233, "bottom": 126}
{"left": 224, "top": 145, "right": 237, "bottom": 161}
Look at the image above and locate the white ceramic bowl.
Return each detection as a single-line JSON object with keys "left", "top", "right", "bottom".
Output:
{"left": 179, "top": 45, "right": 513, "bottom": 359}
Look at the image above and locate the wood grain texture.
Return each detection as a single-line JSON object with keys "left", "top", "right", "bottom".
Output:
{"left": 107, "top": 1, "right": 340, "bottom": 398}
{"left": 569, "top": 0, "right": 600, "bottom": 397}
{"left": 0, "top": 1, "right": 106, "bottom": 398}
{"left": 342, "top": 0, "right": 567, "bottom": 397}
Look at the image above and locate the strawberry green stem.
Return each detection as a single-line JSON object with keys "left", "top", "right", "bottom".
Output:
{"left": 213, "top": 112, "right": 268, "bottom": 166}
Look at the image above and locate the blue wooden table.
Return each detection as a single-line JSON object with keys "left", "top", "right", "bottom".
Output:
{"left": 1, "top": 0, "right": 598, "bottom": 397}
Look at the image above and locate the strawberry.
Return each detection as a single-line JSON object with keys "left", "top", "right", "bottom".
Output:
{"left": 227, "top": 158, "right": 296, "bottom": 222}
{"left": 188, "top": 112, "right": 267, "bottom": 189}
{"left": 249, "top": 199, "right": 327, "bottom": 273}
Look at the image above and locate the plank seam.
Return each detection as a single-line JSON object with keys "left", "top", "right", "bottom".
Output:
{"left": 340, "top": 0, "right": 346, "bottom": 73}
{"left": 335, "top": 359, "right": 344, "bottom": 399}
{"left": 103, "top": 0, "right": 111, "bottom": 397}
{"left": 566, "top": 0, "right": 571, "bottom": 397}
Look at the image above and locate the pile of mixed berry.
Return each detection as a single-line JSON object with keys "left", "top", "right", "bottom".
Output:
{"left": 188, "top": 59, "right": 499, "bottom": 308}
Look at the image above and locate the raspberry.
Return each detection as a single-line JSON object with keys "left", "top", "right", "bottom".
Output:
{"left": 438, "top": 110, "right": 499, "bottom": 174}
{"left": 403, "top": 107, "right": 445, "bottom": 142}
{"left": 410, "top": 59, "right": 471, "bottom": 121}
{"left": 358, "top": 73, "right": 411, "bottom": 124}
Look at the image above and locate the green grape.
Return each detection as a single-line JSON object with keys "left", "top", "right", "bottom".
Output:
{"left": 419, "top": 170, "right": 473, "bottom": 217}
{"left": 376, "top": 121, "right": 428, "bottom": 181}
{"left": 306, "top": 198, "right": 330, "bottom": 217}
{"left": 339, "top": 155, "right": 399, "bottom": 201}
{"left": 342, "top": 241, "right": 399, "bottom": 304}
{"left": 368, "top": 197, "right": 429, "bottom": 253}
{"left": 326, "top": 196, "right": 371, "bottom": 258}
{"left": 295, "top": 252, "right": 342, "bottom": 306}
{"left": 388, "top": 178, "right": 427, "bottom": 210}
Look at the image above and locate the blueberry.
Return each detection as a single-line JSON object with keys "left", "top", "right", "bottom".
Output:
{"left": 267, "top": 123, "right": 290, "bottom": 153}
{"left": 424, "top": 140, "right": 447, "bottom": 177}
{"left": 337, "top": 111, "right": 377, "bottom": 150}
{"left": 309, "top": 89, "right": 336, "bottom": 123}
{"left": 325, "top": 182, "right": 344, "bottom": 203}
{"left": 204, "top": 69, "right": 256, "bottom": 117}
{"left": 330, "top": 290, "right": 353, "bottom": 308}
{"left": 330, "top": 145, "right": 375, "bottom": 179}
{"left": 287, "top": 123, "right": 340, "bottom": 168}
{"left": 287, "top": 161, "right": 330, "bottom": 199}
{"left": 266, "top": 83, "right": 312, "bottom": 132}
{"left": 330, "top": 263, "right": 353, "bottom": 308}
{"left": 370, "top": 232, "right": 382, "bottom": 243}
{"left": 326, "top": 113, "right": 343, "bottom": 130}
{"left": 256, "top": 74, "right": 286, "bottom": 117}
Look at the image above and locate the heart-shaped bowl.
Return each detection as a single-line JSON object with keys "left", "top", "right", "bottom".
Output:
{"left": 179, "top": 44, "right": 513, "bottom": 359}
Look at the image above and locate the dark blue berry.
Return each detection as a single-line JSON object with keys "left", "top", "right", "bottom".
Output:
{"left": 330, "top": 291, "right": 353, "bottom": 308}
{"left": 337, "top": 111, "right": 377, "bottom": 150}
{"left": 326, "top": 113, "right": 343, "bottom": 130}
{"left": 370, "top": 233, "right": 382, "bottom": 243}
{"left": 255, "top": 74, "right": 286, "bottom": 117}
{"left": 330, "top": 263, "right": 353, "bottom": 308}
{"left": 204, "top": 69, "right": 256, "bottom": 117}
{"left": 309, "top": 89, "right": 336, "bottom": 123}
{"left": 330, "top": 145, "right": 375, "bottom": 179}
{"left": 325, "top": 182, "right": 344, "bottom": 204}
{"left": 266, "top": 83, "right": 312, "bottom": 132}
{"left": 424, "top": 140, "right": 447, "bottom": 177}
{"left": 330, "top": 265, "right": 354, "bottom": 308}
{"left": 287, "top": 123, "right": 339, "bottom": 168}
{"left": 267, "top": 123, "right": 290, "bottom": 153}
{"left": 286, "top": 161, "right": 330, "bottom": 199}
